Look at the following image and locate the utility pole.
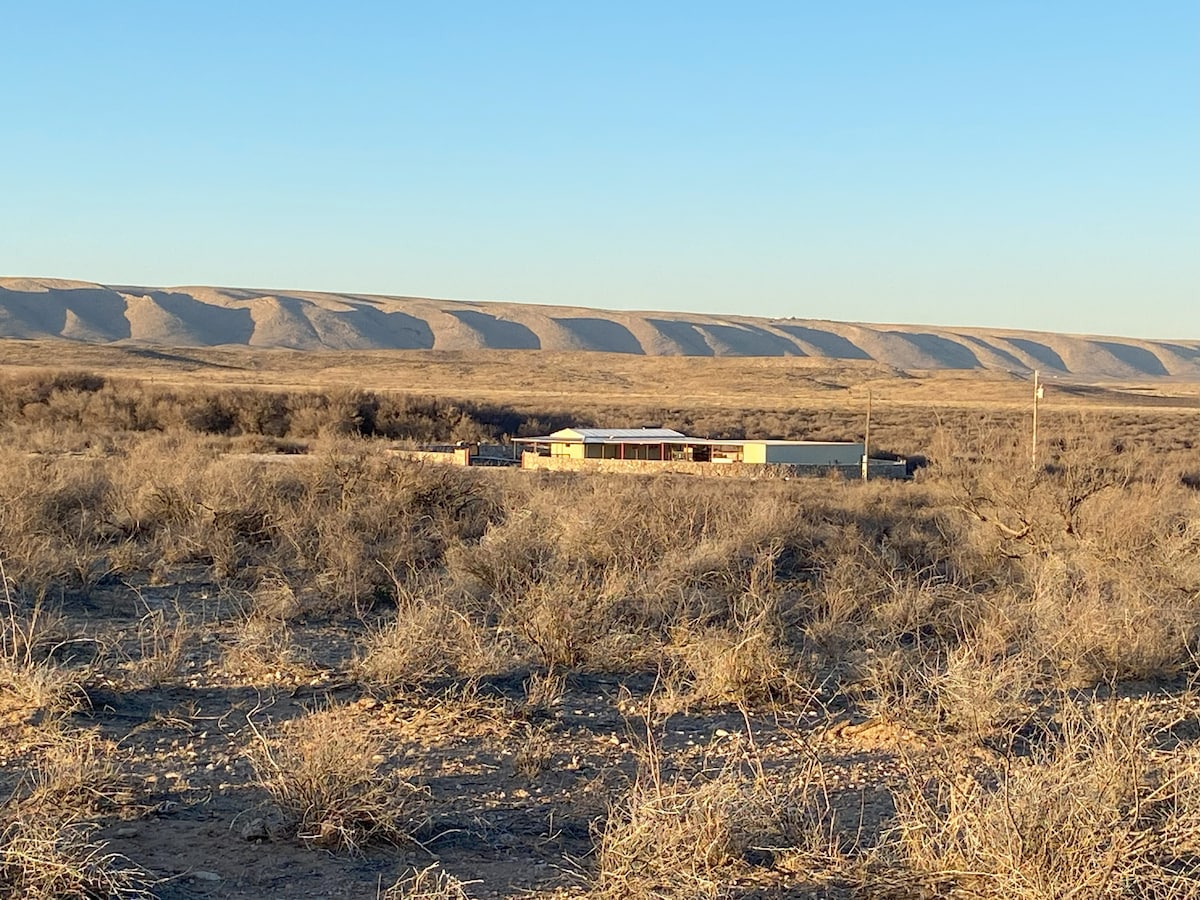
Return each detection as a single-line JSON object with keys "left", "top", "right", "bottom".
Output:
{"left": 1031, "top": 370, "right": 1042, "bottom": 469}
{"left": 862, "top": 388, "right": 872, "bottom": 483}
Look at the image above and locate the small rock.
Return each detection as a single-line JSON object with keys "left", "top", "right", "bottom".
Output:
{"left": 239, "top": 818, "right": 269, "bottom": 842}
{"left": 114, "top": 827, "right": 138, "bottom": 838}
{"left": 192, "top": 871, "right": 222, "bottom": 882}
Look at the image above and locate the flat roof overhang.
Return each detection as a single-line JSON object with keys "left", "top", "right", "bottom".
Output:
{"left": 513, "top": 437, "right": 692, "bottom": 445}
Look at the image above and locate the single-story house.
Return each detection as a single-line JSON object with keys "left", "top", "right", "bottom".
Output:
{"left": 512, "top": 427, "right": 866, "bottom": 468}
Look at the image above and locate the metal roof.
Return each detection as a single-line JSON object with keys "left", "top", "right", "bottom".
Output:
{"left": 512, "top": 428, "right": 685, "bottom": 444}
{"left": 558, "top": 427, "right": 686, "bottom": 440}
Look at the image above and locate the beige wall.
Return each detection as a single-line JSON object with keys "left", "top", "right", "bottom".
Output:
{"left": 741, "top": 443, "right": 767, "bottom": 464}
{"left": 391, "top": 448, "right": 472, "bottom": 466}
{"left": 549, "top": 441, "right": 585, "bottom": 459}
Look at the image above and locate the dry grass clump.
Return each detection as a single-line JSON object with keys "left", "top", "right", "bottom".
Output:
{"left": 929, "top": 642, "right": 1041, "bottom": 740}
{"left": 248, "top": 704, "right": 427, "bottom": 852}
{"left": 355, "top": 600, "right": 495, "bottom": 688}
{"left": 521, "top": 669, "right": 566, "bottom": 719}
{"left": 18, "top": 729, "right": 130, "bottom": 814}
{"left": 0, "top": 818, "right": 150, "bottom": 900}
{"left": 0, "top": 729, "right": 147, "bottom": 899}
{"left": 595, "top": 740, "right": 816, "bottom": 899}
{"left": 0, "top": 576, "right": 84, "bottom": 722}
{"left": 214, "top": 577, "right": 317, "bottom": 681}
{"left": 0, "top": 448, "right": 117, "bottom": 594}
{"left": 662, "top": 612, "right": 809, "bottom": 711}
{"left": 512, "top": 723, "right": 555, "bottom": 778}
{"left": 1024, "top": 553, "right": 1200, "bottom": 687}
{"left": 847, "top": 636, "right": 1042, "bottom": 744}
{"left": 221, "top": 616, "right": 312, "bottom": 682}
{"left": 894, "top": 698, "right": 1200, "bottom": 898}
{"left": 380, "top": 864, "right": 477, "bottom": 899}
{"left": 126, "top": 604, "right": 193, "bottom": 688}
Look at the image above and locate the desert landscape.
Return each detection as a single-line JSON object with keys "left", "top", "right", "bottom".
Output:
{"left": 6, "top": 0, "right": 1194, "bottom": 895}
{"left": 1, "top": 324, "right": 1198, "bottom": 898}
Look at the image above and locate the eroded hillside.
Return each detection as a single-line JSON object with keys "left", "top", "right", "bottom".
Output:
{"left": 2, "top": 277, "right": 1197, "bottom": 378}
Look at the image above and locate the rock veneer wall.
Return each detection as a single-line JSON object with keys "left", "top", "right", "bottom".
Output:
{"left": 391, "top": 447, "right": 473, "bottom": 466}
{"left": 519, "top": 453, "right": 903, "bottom": 479}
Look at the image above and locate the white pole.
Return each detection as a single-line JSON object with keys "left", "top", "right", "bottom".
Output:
{"left": 1031, "top": 370, "right": 1040, "bottom": 469}
{"left": 862, "top": 388, "right": 872, "bottom": 483}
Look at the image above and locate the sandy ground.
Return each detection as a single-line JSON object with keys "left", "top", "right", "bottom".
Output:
{"left": 3, "top": 578, "right": 928, "bottom": 899}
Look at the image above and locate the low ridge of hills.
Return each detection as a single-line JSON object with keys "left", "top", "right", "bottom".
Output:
{"left": 1, "top": 277, "right": 1197, "bottom": 379}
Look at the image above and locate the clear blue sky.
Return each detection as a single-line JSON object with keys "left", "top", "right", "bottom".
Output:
{"left": 3, "top": 2, "right": 1197, "bottom": 338}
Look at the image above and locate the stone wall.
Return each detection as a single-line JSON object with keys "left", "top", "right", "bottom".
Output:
{"left": 391, "top": 448, "right": 472, "bottom": 466}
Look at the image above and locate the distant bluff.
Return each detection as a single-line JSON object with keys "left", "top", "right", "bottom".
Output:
{"left": 1, "top": 277, "right": 1197, "bottom": 379}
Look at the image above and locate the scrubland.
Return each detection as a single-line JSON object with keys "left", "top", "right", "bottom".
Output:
{"left": 1, "top": 362, "right": 1198, "bottom": 898}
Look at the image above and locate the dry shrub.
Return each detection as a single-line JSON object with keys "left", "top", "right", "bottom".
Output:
{"left": 663, "top": 612, "right": 808, "bottom": 711}
{"left": 0, "top": 818, "right": 149, "bottom": 900}
{"left": 595, "top": 741, "right": 814, "bottom": 898}
{"left": 522, "top": 669, "right": 566, "bottom": 719}
{"left": 452, "top": 477, "right": 822, "bottom": 671}
{"left": 845, "top": 628, "right": 1041, "bottom": 744}
{"left": 248, "top": 704, "right": 426, "bottom": 852}
{"left": 356, "top": 597, "right": 503, "bottom": 689}
{"left": 0, "top": 450, "right": 116, "bottom": 593}
{"left": 221, "top": 616, "right": 311, "bottom": 682}
{"left": 931, "top": 424, "right": 1200, "bottom": 688}
{"left": 512, "top": 723, "right": 555, "bottom": 778}
{"left": 930, "top": 642, "right": 1040, "bottom": 739}
{"left": 380, "top": 864, "right": 477, "bottom": 899}
{"left": 895, "top": 698, "right": 1200, "bottom": 898}
{"left": 804, "top": 537, "right": 973, "bottom": 659}
{"left": 0, "top": 579, "right": 83, "bottom": 721}
{"left": 0, "top": 730, "right": 147, "bottom": 899}
{"left": 253, "top": 443, "right": 499, "bottom": 612}
{"left": 118, "top": 434, "right": 499, "bottom": 612}
{"left": 506, "top": 577, "right": 637, "bottom": 671}
{"left": 845, "top": 646, "right": 938, "bottom": 729}
{"left": 1025, "top": 553, "right": 1199, "bottom": 687}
